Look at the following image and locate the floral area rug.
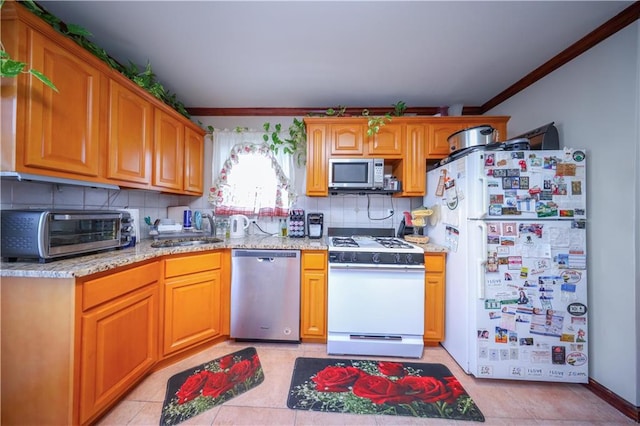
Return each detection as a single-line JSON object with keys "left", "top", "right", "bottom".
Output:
{"left": 287, "top": 357, "right": 485, "bottom": 422}
{"left": 159, "top": 347, "right": 264, "bottom": 426}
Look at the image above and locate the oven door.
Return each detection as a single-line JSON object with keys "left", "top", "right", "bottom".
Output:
{"left": 328, "top": 263, "right": 425, "bottom": 336}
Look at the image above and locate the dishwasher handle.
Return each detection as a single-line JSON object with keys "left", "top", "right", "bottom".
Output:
{"left": 257, "top": 257, "right": 275, "bottom": 263}
{"left": 232, "top": 249, "right": 299, "bottom": 259}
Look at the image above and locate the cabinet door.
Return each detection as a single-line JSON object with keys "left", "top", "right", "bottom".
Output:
{"left": 424, "top": 253, "right": 445, "bottom": 343}
{"left": 79, "top": 284, "right": 158, "bottom": 424}
{"left": 368, "top": 123, "right": 403, "bottom": 157}
{"left": 163, "top": 270, "right": 222, "bottom": 355}
{"left": 330, "top": 122, "right": 365, "bottom": 155}
{"left": 426, "top": 123, "right": 459, "bottom": 158}
{"left": 300, "top": 251, "right": 327, "bottom": 342}
{"left": 402, "top": 124, "right": 426, "bottom": 195}
{"left": 22, "top": 29, "right": 103, "bottom": 177}
{"left": 305, "top": 123, "right": 328, "bottom": 196}
{"left": 107, "top": 79, "right": 152, "bottom": 185}
{"left": 153, "top": 109, "right": 184, "bottom": 191}
{"left": 184, "top": 126, "right": 204, "bottom": 194}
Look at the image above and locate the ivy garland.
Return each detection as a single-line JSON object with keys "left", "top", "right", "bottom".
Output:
{"left": 18, "top": 0, "right": 190, "bottom": 118}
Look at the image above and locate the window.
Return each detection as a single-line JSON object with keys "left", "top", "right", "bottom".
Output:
{"left": 208, "top": 130, "right": 295, "bottom": 217}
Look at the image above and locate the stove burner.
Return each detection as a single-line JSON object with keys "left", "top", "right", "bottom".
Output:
{"left": 331, "top": 237, "right": 359, "bottom": 247}
{"left": 372, "top": 237, "right": 415, "bottom": 250}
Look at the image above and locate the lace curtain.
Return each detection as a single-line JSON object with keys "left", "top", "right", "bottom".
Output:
{"left": 208, "top": 129, "right": 296, "bottom": 217}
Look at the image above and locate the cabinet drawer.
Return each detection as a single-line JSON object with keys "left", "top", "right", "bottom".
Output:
{"left": 302, "top": 251, "right": 327, "bottom": 270}
{"left": 83, "top": 262, "right": 159, "bottom": 310}
{"left": 164, "top": 252, "right": 221, "bottom": 278}
{"left": 424, "top": 254, "right": 445, "bottom": 273}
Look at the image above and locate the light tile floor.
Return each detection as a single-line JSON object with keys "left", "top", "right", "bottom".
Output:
{"left": 98, "top": 341, "right": 635, "bottom": 425}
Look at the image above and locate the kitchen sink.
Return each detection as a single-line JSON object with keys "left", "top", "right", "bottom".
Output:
{"left": 151, "top": 237, "right": 224, "bottom": 248}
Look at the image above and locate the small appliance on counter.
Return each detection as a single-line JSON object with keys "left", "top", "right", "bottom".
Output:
{"left": 306, "top": 212, "right": 324, "bottom": 239}
{"left": 288, "top": 209, "right": 306, "bottom": 238}
{"left": 1, "top": 209, "right": 127, "bottom": 262}
{"left": 229, "top": 214, "right": 250, "bottom": 238}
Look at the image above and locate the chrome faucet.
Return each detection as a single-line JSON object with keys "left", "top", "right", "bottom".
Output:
{"left": 201, "top": 213, "right": 216, "bottom": 236}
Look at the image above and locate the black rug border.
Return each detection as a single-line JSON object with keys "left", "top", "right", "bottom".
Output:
{"left": 287, "top": 356, "right": 485, "bottom": 422}
{"left": 159, "top": 346, "right": 264, "bottom": 426}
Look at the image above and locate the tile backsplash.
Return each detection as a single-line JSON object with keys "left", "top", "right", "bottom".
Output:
{"left": 1, "top": 179, "right": 423, "bottom": 239}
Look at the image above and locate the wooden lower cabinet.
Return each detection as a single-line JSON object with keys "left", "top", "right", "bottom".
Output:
{"left": 300, "top": 250, "right": 328, "bottom": 342}
{"left": 78, "top": 261, "right": 160, "bottom": 425}
{"left": 424, "top": 252, "right": 446, "bottom": 345}
{"left": 162, "top": 252, "right": 224, "bottom": 356}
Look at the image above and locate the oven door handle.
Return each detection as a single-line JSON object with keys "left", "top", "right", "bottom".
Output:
{"left": 329, "top": 264, "right": 424, "bottom": 271}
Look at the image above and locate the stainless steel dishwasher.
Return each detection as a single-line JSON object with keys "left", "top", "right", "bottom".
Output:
{"left": 230, "top": 249, "right": 301, "bottom": 341}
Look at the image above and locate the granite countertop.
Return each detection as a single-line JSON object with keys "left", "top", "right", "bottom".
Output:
{"left": 0, "top": 235, "right": 447, "bottom": 279}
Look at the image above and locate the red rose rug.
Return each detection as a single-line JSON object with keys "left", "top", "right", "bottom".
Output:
{"left": 287, "top": 357, "right": 485, "bottom": 422}
{"left": 160, "top": 347, "right": 264, "bottom": 426}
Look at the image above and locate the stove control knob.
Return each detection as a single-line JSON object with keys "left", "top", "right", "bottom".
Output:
{"left": 338, "top": 252, "right": 346, "bottom": 263}
{"left": 350, "top": 252, "right": 358, "bottom": 263}
{"left": 372, "top": 253, "right": 381, "bottom": 263}
{"left": 394, "top": 253, "right": 401, "bottom": 264}
{"left": 405, "top": 254, "right": 415, "bottom": 264}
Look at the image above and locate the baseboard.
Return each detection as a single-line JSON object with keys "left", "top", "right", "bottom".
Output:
{"left": 585, "top": 378, "right": 640, "bottom": 423}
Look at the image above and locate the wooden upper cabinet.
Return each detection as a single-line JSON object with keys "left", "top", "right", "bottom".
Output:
{"left": 107, "top": 79, "right": 152, "bottom": 185}
{"left": 304, "top": 116, "right": 508, "bottom": 197}
{"left": 20, "top": 29, "right": 104, "bottom": 177}
{"left": 184, "top": 126, "right": 204, "bottom": 194}
{"left": 305, "top": 123, "right": 328, "bottom": 196}
{"left": 1, "top": 3, "right": 204, "bottom": 195}
{"left": 153, "top": 109, "right": 184, "bottom": 191}
{"left": 426, "top": 117, "right": 510, "bottom": 159}
{"left": 400, "top": 124, "right": 426, "bottom": 195}
{"left": 426, "top": 122, "right": 457, "bottom": 158}
{"left": 330, "top": 121, "right": 366, "bottom": 155}
{"left": 368, "top": 123, "right": 403, "bottom": 157}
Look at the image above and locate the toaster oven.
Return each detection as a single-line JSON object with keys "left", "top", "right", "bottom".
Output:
{"left": 1, "top": 209, "right": 126, "bottom": 262}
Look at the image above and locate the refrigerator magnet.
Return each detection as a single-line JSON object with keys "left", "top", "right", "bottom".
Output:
{"left": 435, "top": 174, "right": 445, "bottom": 196}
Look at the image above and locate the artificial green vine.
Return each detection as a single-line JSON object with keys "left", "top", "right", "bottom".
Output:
{"left": 15, "top": 0, "right": 190, "bottom": 117}
{"left": 0, "top": 0, "right": 58, "bottom": 91}
{"left": 262, "top": 118, "right": 307, "bottom": 167}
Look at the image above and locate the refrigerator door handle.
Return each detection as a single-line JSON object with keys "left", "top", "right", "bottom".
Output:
{"left": 478, "top": 174, "right": 488, "bottom": 219}
{"left": 477, "top": 222, "right": 487, "bottom": 299}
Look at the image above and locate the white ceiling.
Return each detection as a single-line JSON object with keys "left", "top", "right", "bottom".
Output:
{"left": 40, "top": 1, "right": 633, "bottom": 111}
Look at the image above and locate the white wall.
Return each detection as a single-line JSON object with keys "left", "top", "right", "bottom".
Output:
{"left": 488, "top": 23, "right": 640, "bottom": 406}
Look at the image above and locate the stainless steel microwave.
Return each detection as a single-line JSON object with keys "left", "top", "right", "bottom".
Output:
{"left": 328, "top": 158, "right": 384, "bottom": 190}
{"left": 1, "top": 209, "right": 126, "bottom": 262}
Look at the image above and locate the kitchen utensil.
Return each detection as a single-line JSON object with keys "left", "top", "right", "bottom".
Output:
{"left": 447, "top": 125, "right": 497, "bottom": 153}
{"left": 193, "top": 210, "right": 203, "bottom": 230}
{"left": 229, "top": 214, "right": 250, "bottom": 238}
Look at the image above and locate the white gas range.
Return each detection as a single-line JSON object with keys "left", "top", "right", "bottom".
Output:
{"left": 326, "top": 228, "right": 425, "bottom": 358}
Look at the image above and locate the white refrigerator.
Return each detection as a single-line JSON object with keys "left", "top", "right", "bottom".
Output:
{"left": 424, "top": 148, "right": 588, "bottom": 383}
